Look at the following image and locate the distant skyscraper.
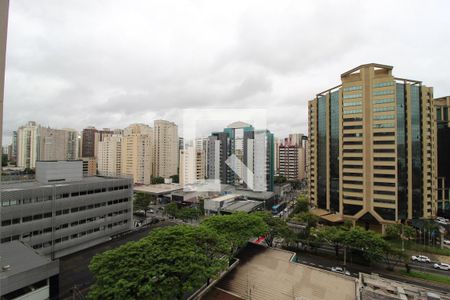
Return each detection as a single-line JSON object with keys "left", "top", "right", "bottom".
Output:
{"left": 121, "top": 124, "right": 153, "bottom": 184}
{"left": 37, "top": 127, "right": 78, "bottom": 161}
{"left": 81, "top": 127, "right": 113, "bottom": 158}
{"left": 153, "top": 120, "right": 178, "bottom": 178}
{"left": 278, "top": 136, "right": 306, "bottom": 181}
{"left": 17, "top": 121, "right": 40, "bottom": 169}
{"left": 207, "top": 121, "right": 274, "bottom": 192}
{"left": 308, "top": 64, "right": 436, "bottom": 229}
{"left": 179, "top": 144, "right": 205, "bottom": 186}
{"left": 8, "top": 130, "right": 17, "bottom": 162}
{"left": 98, "top": 134, "right": 122, "bottom": 177}
{"left": 435, "top": 96, "right": 450, "bottom": 217}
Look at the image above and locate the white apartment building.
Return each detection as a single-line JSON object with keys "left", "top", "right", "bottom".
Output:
{"left": 98, "top": 134, "right": 122, "bottom": 177}
{"left": 17, "top": 121, "right": 39, "bottom": 169}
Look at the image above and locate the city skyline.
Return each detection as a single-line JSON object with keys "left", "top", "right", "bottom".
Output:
{"left": 3, "top": 0, "right": 450, "bottom": 143}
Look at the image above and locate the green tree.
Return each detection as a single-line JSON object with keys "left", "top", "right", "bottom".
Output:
{"left": 274, "top": 176, "right": 287, "bottom": 184}
{"left": 254, "top": 211, "right": 290, "bottom": 247}
{"left": 342, "top": 226, "right": 387, "bottom": 264}
{"left": 290, "top": 212, "right": 319, "bottom": 229}
{"left": 177, "top": 207, "right": 201, "bottom": 222}
{"left": 313, "top": 225, "right": 347, "bottom": 256}
{"left": 88, "top": 225, "right": 228, "bottom": 300}
{"left": 151, "top": 176, "right": 165, "bottom": 184}
{"left": 165, "top": 202, "right": 179, "bottom": 218}
{"left": 170, "top": 174, "right": 179, "bottom": 183}
{"left": 133, "top": 192, "right": 151, "bottom": 215}
{"left": 292, "top": 196, "right": 309, "bottom": 214}
{"left": 201, "top": 212, "right": 268, "bottom": 257}
{"left": 385, "top": 224, "right": 415, "bottom": 240}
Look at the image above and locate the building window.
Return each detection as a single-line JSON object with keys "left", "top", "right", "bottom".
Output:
{"left": 343, "top": 85, "right": 362, "bottom": 92}
{"left": 373, "top": 90, "right": 394, "bottom": 96}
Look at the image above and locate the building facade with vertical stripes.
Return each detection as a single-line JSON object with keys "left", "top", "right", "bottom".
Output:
{"left": 308, "top": 64, "right": 437, "bottom": 230}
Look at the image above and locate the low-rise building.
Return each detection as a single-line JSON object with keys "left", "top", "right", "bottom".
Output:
{"left": 0, "top": 241, "right": 59, "bottom": 300}
{"left": 0, "top": 160, "right": 133, "bottom": 259}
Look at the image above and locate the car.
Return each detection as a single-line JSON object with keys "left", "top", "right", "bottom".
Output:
{"left": 331, "top": 267, "right": 351, "bottom": 276}
{"left": 149, "top": 209, "right": 155, "bottom": 214}
{"left": 444, "top": 239, "right": 450, "bottom": 245}
{"left": 411, "top": 255, "right": 431, "bottom": 263}
{"left": 437, "top": 220, "right": 449, "bottom": 225}
{"left": 433, "top": 263, "right": 450, "bottom": 270}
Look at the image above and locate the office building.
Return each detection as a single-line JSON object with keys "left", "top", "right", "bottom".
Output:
{"left": 435, "top": 96, "right": 450, "bottom": 216}
{"left": 308, "top": 64, "right": 436, "bottom": 229}
{"left": 98, "top": 134, "right": 122, "bottom": 177}
{"left": 121, "top": 124, "right": 153, "bottom": 184}
{"left": 0, "top": 160, "right": 133, "bottom": 259}
{"left": 207, "top": 121, "right": 274, "bottom": 192}
{"left": 81, "top": 127, "right": 113, "bottom": 158}
{"left": 7, "top": 130, "right": 17, "bottom": 163}
{"left": 153, "top": 120, "right": 178, "bottom": 178}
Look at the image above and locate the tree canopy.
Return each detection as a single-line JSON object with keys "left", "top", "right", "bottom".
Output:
{"left": 201, "top": 212, "right": 268, "bottom": 256}
{"left": 151, "top": 176, "right": 165, "bottom": 184}
{"left": 133, "top": 192, "right": 152, "bottom": 214}
{"left": 88, "top": 225, "right": 228, "bottom": 300}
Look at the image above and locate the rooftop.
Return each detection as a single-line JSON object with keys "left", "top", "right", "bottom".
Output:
{"left": 221, "top": 200, "right": 263, "bottom": 213}
{"left": 134, "top": 183, "right": 183, "bottom": 195}
{"left": 1, "top": 176, "right": 129, "bottom": 192}
{"left": 226, "top": 121, "right": 252, "bottom": 129}
{"left": 0, "top": 241, "right": 59, "bottom": 296}
{"left": 207, "top": 243, "right": 357, "bottom": 300}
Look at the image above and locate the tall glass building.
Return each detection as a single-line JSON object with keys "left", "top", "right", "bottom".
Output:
{"left": 435, "top": 96, "right": 450, "bottom": 217}
{"left": 307, "top": 64, "right": 437, "bottom": 231}
{"left": 207, "top": 121, "right": 274, "bottom": 192}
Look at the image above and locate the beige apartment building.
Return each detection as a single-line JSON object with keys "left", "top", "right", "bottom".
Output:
{"left": 153, "top": 120, "right": 178, "bottom": 178}
{"left": 17, "top": 122, "right": 79, "bottom": 168}
{"left": 97, "top": 134, "right": 122, "bottom": 177}
{"left": 179, "top": 144, "right": 205, "bottom": 186}
{"left": 308, "top": 64, "right": 437, "bottom": 230}
{"left": 121, "top": 124, "right": 153, "bottom": 184}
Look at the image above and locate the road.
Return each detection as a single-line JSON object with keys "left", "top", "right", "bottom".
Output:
{"left": 59, "top": 220, "right": 175, "bottom": 300}
{"left": 293, "top": 249, "right": 450, "bottom": 292}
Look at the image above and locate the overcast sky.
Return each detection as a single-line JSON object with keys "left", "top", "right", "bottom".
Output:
{"left": 3, "top": 0, "right": 450, "bottom": 144}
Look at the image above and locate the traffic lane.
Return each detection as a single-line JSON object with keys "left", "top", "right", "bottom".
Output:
{"left": 294, "top": 251, "right": 450, "bottom": 292}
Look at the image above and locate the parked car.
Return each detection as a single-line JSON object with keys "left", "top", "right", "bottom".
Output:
{"left": 444, "top": 239, "right": 450, "bottom": 245}
{"left": 331, "top": 267, "right": 351, "bottom": 276}
{"left": 149, "top": 209, "right": 155, "bottom": 214}
{"left": 411, "top": 255, "right": 431, "bottom": 263}
{"left": 433, "top": 263, "right": 450, "bottom": 270}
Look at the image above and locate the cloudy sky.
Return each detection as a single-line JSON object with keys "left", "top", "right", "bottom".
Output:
{"left": 3, "top": 0, "right": 450, "bottom": 144}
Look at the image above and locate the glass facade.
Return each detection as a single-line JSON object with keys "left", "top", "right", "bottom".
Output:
{"left": 410, "top": 85, "right": 423, "bottom": 219}
{"left": 373, "top": 90, "right": 394, "bottom": 96}
{"left": 329, "top": 91, "right": 340, "bottom": 212}
{"left": 396, "top": 83, "right": 407, "bottom": 220}
{"left": 317, "top": 95, "right": 327, "bottom": 209}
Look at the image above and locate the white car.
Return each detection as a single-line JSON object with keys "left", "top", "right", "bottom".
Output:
{"left": 411, "top": 255, "right": 431, "bottom": 263}
{"left": 433, "top": 263, "right": 450, "bottom": 270}
{"left": 437, "top": 220, "right": 449, "bottom": 225}
{"left": 444, "top": 239, "right": 450, "bottom": 245}
{"left": 331, "top": 267, "right": 351, "bottom": 276}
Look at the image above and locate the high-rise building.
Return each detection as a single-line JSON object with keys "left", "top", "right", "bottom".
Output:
{"left": 98, "top": 134, "right": 122, "bottom": 177}
{"left": 7, "top": 130, "right": 17, "bottom": 162}
{"left": 121, "top": 124, "right": 153, "bottom": 184}
{"left": 17, "top": 123, "right": 79, "bottom": 168}
{"left": 308, "top": 64, "right": 436, "bottom": 230}
{"left": 153, "top": 120, "right": 178, "bottom": 178}
{"left": 273, "top": 137, "right": 282, "bottom": 176}
{"left": 179, "top": 143, "right": 206, "bottom": 187}
{"left": 278, "top": 137, "right": 306, "bottom": 181}
{"left": 17, "top": 121, "right": 40, "bottom": 169}
{"left": 207, "top": 121, "right": 274, "bottom": 192}
{"left": 37, "top": 127, "right": 79, "bottom": 161}
{"left": 81, "top": 127, "right": 113, "bottom": 158}
{"left": 435, "top": 96, "right": 450, "bottom": 217}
